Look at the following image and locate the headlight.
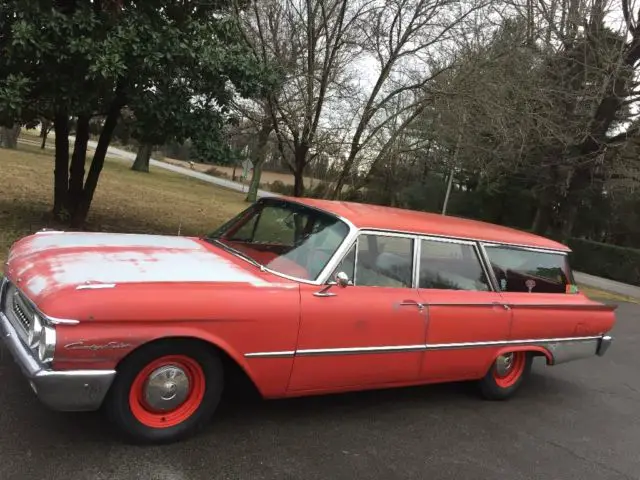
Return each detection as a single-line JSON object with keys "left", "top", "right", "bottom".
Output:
{"left": 37, "top": 325, "right": 56, "bottom": 364}
{"left": 28, "top": 315, "right": 43, "bottom": 349}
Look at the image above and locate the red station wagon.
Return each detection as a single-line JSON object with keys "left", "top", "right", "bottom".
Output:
{"left": 0, "top": 197, "right": 615, "bottom": 444}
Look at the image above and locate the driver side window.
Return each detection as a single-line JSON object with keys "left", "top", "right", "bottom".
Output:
{"left": 331, "top": 234, "right": 415, "bottom": 288}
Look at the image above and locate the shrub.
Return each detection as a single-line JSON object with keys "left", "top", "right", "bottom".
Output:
{"left": 204, "top": 166, "right": 229, "bottom": 179}
{"left": 268, "top": 180, "right": 295, "bottom": 195}
{"left": 567, "top": 238, "right": 640, "bottom": 286}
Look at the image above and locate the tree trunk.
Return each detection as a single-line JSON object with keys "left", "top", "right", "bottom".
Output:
{"left": 67, "top": 114, "right": 90, "bottom": 212}
{"left": 0, "top": 124, "right": 20, "bottom": 149}
{"left": 293, "top": 167, "right": 305, "bottom": 197}
{"left": 245, "top": 123, "right": 272, "bottom": 203}
{"left": 40, "top": 120, "right": 52, "bottom": 149}
{"left": 70, "top": 94, "right": 125, "bottom": 227}
{"left": 53, "top": 112, "right": 70, "bottom": 218}
{"left": 132, "top": 143, "right": 153, "bottom": 172}
{"left": 555, "top": 163, "right": 591, "bottom": 242}
{"left": 292, "top": 145, "right": 308, "bottom": 197}
{"left": 246, "top": 160, "right": 264, "bottom": 202}
{"left": 531, "top": 201, "right": 553, "bottom": 235}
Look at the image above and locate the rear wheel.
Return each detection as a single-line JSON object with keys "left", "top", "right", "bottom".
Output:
{"left": 105, "top": 340, "right": 223, "bottom": 444}
{"left": 478, "top": 351, "right": 532, "bottom": 400}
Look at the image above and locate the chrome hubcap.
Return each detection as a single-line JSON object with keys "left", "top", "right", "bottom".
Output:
{"left": 495, "top": 353, "right": 514, "bottom": 377}
{"left": 143, "top": 365, "right": 190, "bottom": 411}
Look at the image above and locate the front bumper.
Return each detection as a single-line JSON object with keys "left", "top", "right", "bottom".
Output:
{"left": 0, "top": 310, "right": 116, "bottom": 412}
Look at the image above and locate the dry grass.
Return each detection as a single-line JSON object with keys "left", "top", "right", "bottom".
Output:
{"left": 0, "top": 146, "right": 248, "bottom": 265}
{"left": 576, "top": 285, "right": 639, "bottom": 304}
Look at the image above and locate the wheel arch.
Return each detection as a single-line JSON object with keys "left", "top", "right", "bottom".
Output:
{"left": 114, "top": 335, "right": 264, "bottom": 398}
{"left": 499, "top": 345, "right": 552, "bottom": 363}
{"left": 485, "top": 345, "right": 552, "bottom": 372}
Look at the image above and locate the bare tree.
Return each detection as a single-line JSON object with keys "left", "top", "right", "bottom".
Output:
{"left": 238, "top": 0, "right": 374, "bottom": 196}
{"left": 329, "top": 0, "right": 493, "bottom": 198}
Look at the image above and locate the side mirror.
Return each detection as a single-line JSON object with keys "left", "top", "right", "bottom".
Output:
{"left": 314, "top": 271, "right": 351, "bottom": 297}
{"left": 335, "top": 271, "right": 350, "bottom": 288}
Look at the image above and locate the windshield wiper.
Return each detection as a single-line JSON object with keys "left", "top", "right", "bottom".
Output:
{"left": 207, "top": 238, "right": 266, "bottom": 272}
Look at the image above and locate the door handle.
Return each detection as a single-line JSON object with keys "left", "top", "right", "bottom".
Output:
{"left": 492, "top": 302, "right": 511, "bottom": 311}
{"left": 399, "top": 300, "right": 425, "bottom": 311}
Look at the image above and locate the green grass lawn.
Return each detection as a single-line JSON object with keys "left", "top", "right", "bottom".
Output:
{"left": 0, "top": 145, "right": 247, "bottom": 265}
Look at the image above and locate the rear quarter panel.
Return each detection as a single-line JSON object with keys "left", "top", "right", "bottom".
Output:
{"left": 501, "top": 292, "right": 617, "bottom": 340}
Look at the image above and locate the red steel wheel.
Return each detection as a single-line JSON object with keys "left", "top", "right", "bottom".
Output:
{"left": 478, "top": 350, "right": 532, "bottom": 400}
{"left": 128, "top": 355, "right": 206, "bottom": 429}
{"left": 492, "top": 352, "right": 527, "bottom": 388}
{"left": 105, "top": 340, "right": 224, "bottom": 444}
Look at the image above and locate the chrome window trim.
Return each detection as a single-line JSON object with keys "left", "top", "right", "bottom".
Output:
{"left": 412, "top": 236, "right": 421, "bottom": 290}
{"left": 243, "top": 334, "right": 607, "bottom": 358}
{"left": 479, "top": 242, "right": 579, "bottom": 295}
{"left": 416, "top": 236, "right": 496, "bottom": 293}
{"left": 359, "top": 228, "right": 571, "bottom": 254}
{"left": 478, "top": 242, "right": 501, "bottom": 292}
{"left": 352, "top": 237, "right": 360, "bottom": 285}
{"left": 214, "top": 197, "right": 359, "bottom": 286}
{"left": 220, "top": 199, "right": 570, "bottom": 286}
{"left": 320, "top": 229, "right": 419, "bottom": 288}
{"left": 481, "top": 242, "right": 569, "bottom": 256}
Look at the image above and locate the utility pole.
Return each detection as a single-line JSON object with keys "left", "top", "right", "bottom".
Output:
{"left": 441, "top": 111, "right": 465, "bottom": 216}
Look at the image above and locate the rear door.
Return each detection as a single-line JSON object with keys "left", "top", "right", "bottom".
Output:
{"left": 416, "top": 237, "right": 512, "bottom": 381}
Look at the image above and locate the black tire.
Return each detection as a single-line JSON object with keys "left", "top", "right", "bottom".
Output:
{"left": 477, "top": 351, "right": 532, "bottom": 401}
{"left": 105, "top": 339, "right": 224, "bottom": 444}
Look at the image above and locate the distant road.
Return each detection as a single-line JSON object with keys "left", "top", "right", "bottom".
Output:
{"left": 86, "top": 139, "right": 279, "bottom": 199}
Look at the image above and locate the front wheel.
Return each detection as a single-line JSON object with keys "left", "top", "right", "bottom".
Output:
{"left": 105, "top": 340, "right": 224, "bottom": 444}
{"left": 478, "top": 351, "right": 532, "bottom": 400}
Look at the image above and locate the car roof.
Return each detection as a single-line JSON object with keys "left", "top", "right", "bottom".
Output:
{"left": 282, "top": 197, "right": 570, "bottom": 253}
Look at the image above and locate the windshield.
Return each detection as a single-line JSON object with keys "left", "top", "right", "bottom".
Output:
{"left": 207, "top": 199, "right": 351, "bottom": 281}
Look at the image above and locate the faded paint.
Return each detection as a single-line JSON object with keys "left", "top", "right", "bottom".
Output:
{"left": 6, "top": 232, "right": 270, "bottom": 300}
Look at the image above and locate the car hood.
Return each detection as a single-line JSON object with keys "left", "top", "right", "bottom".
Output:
{"left": 4, "top": 231, "right": 270, "bottom": 303}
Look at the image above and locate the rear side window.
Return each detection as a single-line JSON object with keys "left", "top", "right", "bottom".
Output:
{"left": 419, "top": 240, "right": 490, "bottom": 291}
{"left": 483, "top": 245, "right": 575, "bottom": 294}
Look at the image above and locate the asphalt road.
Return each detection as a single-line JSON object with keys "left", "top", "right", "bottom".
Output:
{"left": 1, "top": 302, "right": 639, "bottom": 480}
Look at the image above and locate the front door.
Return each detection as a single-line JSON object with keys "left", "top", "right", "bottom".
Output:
{"left": 288, "top": 232, "right": 427, "bottom": 392}
{"left": 415, "top": 237, "right": 512, "bottom": 381}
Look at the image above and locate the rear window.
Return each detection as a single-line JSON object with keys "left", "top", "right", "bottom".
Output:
{"left": 483, "top": 245, "right": 576, "bottom": 294}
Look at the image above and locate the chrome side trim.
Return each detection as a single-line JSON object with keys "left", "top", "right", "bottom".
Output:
{"left": 244, "top": 335, "right": 606, "bottom": 358}
{"left": 244, "top": 350, "right": 295, "bottom": 358}
{"left": 296, "top": 344, "right": 427, "bottom": 356}
{"left": 76, "top": 283, "right": 116, "bottom": 290}
{"left": 423, "top": 335, "right": 601, "bottom": 350}
{"left": 426, "top": 302, "right": 508, "bottom": 308}
{"left": 509, "top": 303, "right": 617, "bottom": 311}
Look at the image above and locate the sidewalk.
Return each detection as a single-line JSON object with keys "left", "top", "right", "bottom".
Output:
{"left": 574, "top": 271, "right": 640, "bottom": 300}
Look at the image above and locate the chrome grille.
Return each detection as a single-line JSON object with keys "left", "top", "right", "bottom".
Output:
{"left": 12, "top": 292, "right": 32, "bottom": 332}
{"left": 1, "top": 280, "right": 34, "bottom": 340}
